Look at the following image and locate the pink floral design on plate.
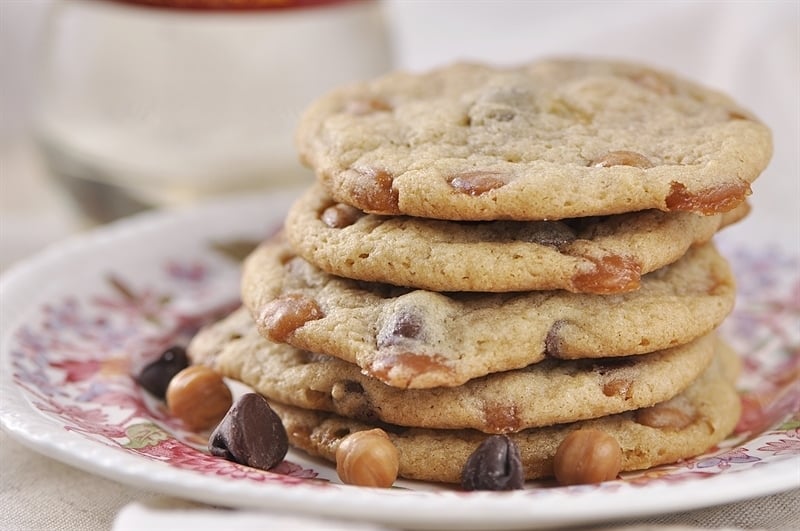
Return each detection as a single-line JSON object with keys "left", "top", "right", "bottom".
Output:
{"left": 11, "top": 259, "right": 321, "bottom": 485}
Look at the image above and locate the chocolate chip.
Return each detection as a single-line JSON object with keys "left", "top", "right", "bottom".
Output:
{"left": 136, "top": 346, "right": 189, "bottom": 400}
{"left": 331, "top": 380, "right": 377, "bottom": 422}
{"left": 208, "top": 393, "right": 288, "bottom": 470}
{"left": 544, "top": 321, "right": 565, "bottom": 358}
{"left": 461, "top": 435, "right": 524, "bottom": 491}
{"left": 342, "top": 380, "right": 365, "bottom": 394}
{"left": 377, "top": 311, "right": 424, "bottom": 348}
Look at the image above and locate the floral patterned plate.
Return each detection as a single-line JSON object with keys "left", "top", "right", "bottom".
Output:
{"left": 1, "top": 189, "right": 798, "bottom": 531}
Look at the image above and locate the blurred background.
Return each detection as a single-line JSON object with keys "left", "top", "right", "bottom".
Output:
{"left": 1, "top": 0, "right": 798, "bottom": 271}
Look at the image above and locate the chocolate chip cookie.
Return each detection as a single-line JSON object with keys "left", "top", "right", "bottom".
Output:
{"left": 285, "top": 183, "right": 748, "bottom": 293}
{"left": 268, "top": 347, "right": 741, "bottom": 483}
{"left": 241, "top": 235, "right": 735, "bottom": 388}
{"left": 296, "top": 59, "right": 771, "bottom": 220}
{"left": 189, "top": 307, "right": 718, "bottom": 432}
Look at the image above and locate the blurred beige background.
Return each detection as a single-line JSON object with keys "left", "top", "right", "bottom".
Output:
{"left": 0, "top": 2, "right": 798, "bottom": 530}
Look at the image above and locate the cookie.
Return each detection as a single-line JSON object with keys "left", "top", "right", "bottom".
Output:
{"left": 295, "top": 59, "right": 771, "bottom": 221}
{"left": 284, "top": 183, "right": 749, "bottom": 293}
{"left": 189, "top": 306, "right": 718, "bottom": 433}
{"left": 269, "top": 347, "right": 741, "bottom": 483}
{"left": 241, "top": 235, "right": 735, "bottom": 388}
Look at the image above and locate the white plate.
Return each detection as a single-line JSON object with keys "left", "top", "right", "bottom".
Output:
{"left": 1, "top": 189, "right": 798, "bottom": 530}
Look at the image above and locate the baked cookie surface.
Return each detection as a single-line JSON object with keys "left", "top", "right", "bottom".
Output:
{"left": 241, "top": 235, "right": 735, "bottom": 388}
{"left": 269, "top": 348, "right": 741, "bottom": 483}
{"left": 189, "top": 307, "right": 718, "bottom": 433}
{"left": 285, "top": 184, "right": 748, "bottom": 293}
{"left": 296, "top": 59, "right": 771, "bottom": 220}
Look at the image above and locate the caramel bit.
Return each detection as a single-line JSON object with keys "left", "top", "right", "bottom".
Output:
{"left": 350, "top": 167, "right": 399, "bottom": 214}
{"left": 627, "top": 71, "right": 675, "bottom": 96}
{"left": 635, "top": 397, "right": 697, "bottom": 430}
{"left": 377, "top": 311, "right": 424, "bottom": 348}
{"left": 344, "top": 98, "right": 393, "bottom": 116}
{"left": 665, "top": 180, "right": 751, "bottom": 215}
{"left": 544, "top": 320, "right": 565, "bottom": 358}
{"left": 448, "top": 171, "right": 507, "bottom": 196}
{"left": 590, "top": 151, "right": 654, "bottom": 169}
{"left": 368, "top": 352, "right": 454, "bottom": 387}
{"left": 728, "top": 110, "right": 749, "bottom": 121}
{"left": 259, "top": 293, "right": 323, "bottom": 342}
{"left": 482, "top": 403, "right": 522, "bottom": 434}
{"left": 602, "top": 378, "right": 634, "bottom": 400}
{"left": 571, "top": 254, "right": 641, "bottom": 294}
{"left": 321, "top": 203, "right": 363, "bottom": 228}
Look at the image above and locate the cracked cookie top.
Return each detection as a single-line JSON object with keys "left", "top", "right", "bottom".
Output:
{"left": 296, "top": 58, "right": 771, "bottom": 220}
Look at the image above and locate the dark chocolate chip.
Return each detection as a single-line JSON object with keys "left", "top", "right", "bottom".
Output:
{"left": 343, "top": 380, "right": 365, "bottom": 394}
{"left": 544, "top": 321, "right": 565, "bottom": 358}
{"left": 332, "top": 380, "right": 377, "bottom": 422}
{"left": 208, "top": 393, "right": 288, "bottom": 470}
{"left": 461, "top": 435, "right": 524, "bottom": 491}
{"left": 377, "top": 311, "right": 424, "bottom": 348}
{"left": 136, "top": 346, "right": 189, "bottom": 400}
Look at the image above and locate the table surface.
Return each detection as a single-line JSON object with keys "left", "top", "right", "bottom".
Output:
{"left": 2, "top": 2, "right": 798, "bottom": 529}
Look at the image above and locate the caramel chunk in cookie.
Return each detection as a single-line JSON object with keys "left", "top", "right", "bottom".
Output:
{"left": 347, "top": 167, "right": 399, "bottom": 214}
{"left": 666, "top": 180, "right": 751, "bottom": 215}
{"left": 259, "top": 294, "right": 323, "bottom": 342}
{"left": 448, "top": 171, "right": 508, "bottom": 196}
{"left": 570, "top": 254, "right": 642, "bottom": 294}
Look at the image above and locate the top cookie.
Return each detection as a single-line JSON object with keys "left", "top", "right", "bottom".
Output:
{"left": 296, "top": 58, "right": 771, "bottom": 220}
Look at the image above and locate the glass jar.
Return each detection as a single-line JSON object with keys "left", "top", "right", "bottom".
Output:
{"left": 34, "top": 0, "right": 393, "bottom": 221}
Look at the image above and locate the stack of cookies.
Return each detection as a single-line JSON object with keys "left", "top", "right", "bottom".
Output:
{"left": 189, "top": 58, "right": 772, "bottom": 484}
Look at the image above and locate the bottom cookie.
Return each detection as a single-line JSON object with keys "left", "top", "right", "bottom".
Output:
{"left": 270, "top": 349, "right": 741, "bottom": 484}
